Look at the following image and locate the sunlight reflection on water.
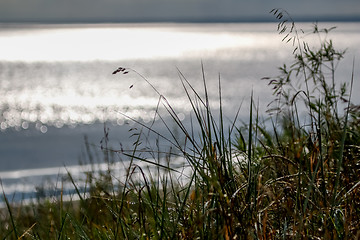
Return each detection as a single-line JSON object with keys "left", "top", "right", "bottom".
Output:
{"left": 0, "top": 23, "right": 281, "bottom": 132}
{"left": 0, "top": 24, "right": 279, "bottom": 62}
{"left": 0, "top": 23, "right": 359, "bottom": 133}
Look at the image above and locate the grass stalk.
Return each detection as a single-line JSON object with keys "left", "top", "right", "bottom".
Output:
{"left": 1, "top": 18, "right": 359, "bottom": 239}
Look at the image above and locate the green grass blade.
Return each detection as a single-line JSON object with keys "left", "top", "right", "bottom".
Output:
{"left": 1, "top": 179, "right": 19, "bottom": 239}
{"left": 331, "top": 58, "right": 355, "bottom": 209}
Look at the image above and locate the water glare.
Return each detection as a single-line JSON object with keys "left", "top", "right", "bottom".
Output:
{"left": 0, "top": 23, "right": 359, "bottom": 134}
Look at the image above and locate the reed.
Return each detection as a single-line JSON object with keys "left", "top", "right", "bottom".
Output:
{"left": 1, "top": 11, "right": 359, "bottom": 239}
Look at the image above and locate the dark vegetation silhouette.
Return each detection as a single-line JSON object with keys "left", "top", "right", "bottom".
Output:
{"left": 1, "top": 9, "right": 360, "bottom": 239}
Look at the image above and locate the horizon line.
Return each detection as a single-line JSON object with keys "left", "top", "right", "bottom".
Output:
{"left": 1, "top": 15, "right": 360, "bottom": 25}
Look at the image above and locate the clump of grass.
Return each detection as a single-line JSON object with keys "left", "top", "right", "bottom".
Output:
{"left": 259, "top": 9, "right": 360, "bottom": 238}
{"left": 1, "top": 10, "right": 360, "bottom": 239}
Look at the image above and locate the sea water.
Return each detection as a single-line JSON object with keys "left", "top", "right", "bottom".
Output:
{"left": 0, "top": 22, "right": 359, "bottom": 203}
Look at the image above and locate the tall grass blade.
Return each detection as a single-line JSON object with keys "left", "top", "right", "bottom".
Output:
{"left": 66, "top": 168, "right": 84, "bottom": 202}
{"left": 171, "top": 171, "right": 196, "bottom": 239}
{"left": 331, "top": 58, "right": 355, "bottom": 209}
{"left": 1, "top": 179, "right": 19, "bottom": 239}
{"left": 247, "top": 90, "right": 253, "bottom": 204}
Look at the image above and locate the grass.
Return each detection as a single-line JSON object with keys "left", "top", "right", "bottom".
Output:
{"left": 1, "top": 10, "right": 360, "bottom": 239}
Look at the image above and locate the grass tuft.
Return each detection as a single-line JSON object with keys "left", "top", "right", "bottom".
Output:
{"left": 1, "top": 12, "right": 359, "bottom": 239}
